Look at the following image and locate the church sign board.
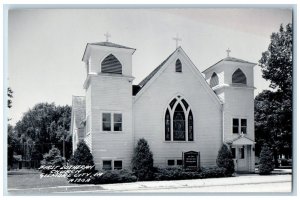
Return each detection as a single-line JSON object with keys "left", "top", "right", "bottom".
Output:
{"left": 183, "top": 151, "right": 200, "bottom": 171}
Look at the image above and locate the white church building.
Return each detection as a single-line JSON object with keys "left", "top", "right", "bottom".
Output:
{"left": 71, "top": 40, "right": 256, "bottom": 173}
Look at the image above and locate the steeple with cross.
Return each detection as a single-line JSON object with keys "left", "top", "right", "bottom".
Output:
{"left": 104, "top": 32, "right": 111, "bottom": 42}
{"left": 226, "top": 48, "right": 231, "bottom": 57}
{"left": 173, "top": 34, "right": 182, "bottom": 49}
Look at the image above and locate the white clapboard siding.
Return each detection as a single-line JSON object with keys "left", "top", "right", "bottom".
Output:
{"left": 134, "top": 52, "right": 223, "bottom": 168}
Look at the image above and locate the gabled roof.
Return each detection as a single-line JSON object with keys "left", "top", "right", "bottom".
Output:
{"left": 202, "top": 56, "right": 256, "bottom": 73}
{"left": 71, "top": 96, "right": 86, "bottom": 129}
{"left": 133, "top": 47, "right": 222, "bottom": 109}
{"left": 89, "top": 42, "right": 136, "bottom": 50}
{"left": 82, "top": 41, "right": 136, "bottom": 61}
{"left": 225, "top": 134, "right": 255, "bottom": 145}
{"left": 137, "top": 48, "right": 178, "bottom": 90}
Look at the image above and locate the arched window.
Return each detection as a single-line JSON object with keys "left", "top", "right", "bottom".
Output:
{"left": 165, "top": 110, "right": 171, "bottom": 141}
{"left": 210, "top": 72, "right": 219, "bottom": 87}
{"left": 232, "top": 68, "right": 247, "bottom": 84}
{"left": 175, "top": 59, "right": 182, "bottom": 72}
{"left": 101, "top": 54, "right": 122, "bottom": 74}
{"left": 173, "top": 104, "right": 185, "bottom": 141}
{"left": 165, "top": 96, "right": 193, "bottom": 141}
{"left": 188, "top": 111, "right": 193, "bottom": 141}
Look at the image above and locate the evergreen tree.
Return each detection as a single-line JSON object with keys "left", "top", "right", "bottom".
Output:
{"left": 69, "top": 140, "right": 94, "bottom": 166}
{"left": 259, "top": 144, "right": 274, "bottom": 175}
{"left": 41, "top": 146, "right": 65, "bottom": 166}
{"left": 216, "top": 144, "right": 235, "bottom": 176}
{"left": 132, "top": 138, "right": 154, "bottom": 181}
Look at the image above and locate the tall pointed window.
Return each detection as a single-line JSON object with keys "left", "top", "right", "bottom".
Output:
{"left": 165, "top": 110, "right": 171, "bottom": 141}
{"left": 101, "top": 54, "right": 122, "bottom": 74}
{"left": 175, "top": 59, "right": 182, "bottom": 72}
{"left": 165, "top": 96, "right": 193, "bottom": 141}
{"left": 173, "top": 104, "right": 185, "bottom": 141}
{"left": 188, "top": 111, "right": 193, "bottom": 141}
{"left": 232, "top": 68, "right": 247, "bottom": 84}
{"left": 210, "top": 72, "right": 219, "bottom": 87}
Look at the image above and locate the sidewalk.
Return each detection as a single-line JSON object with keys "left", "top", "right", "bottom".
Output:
{"left": 8, "top": 173, "right": 292, "bottom": 194}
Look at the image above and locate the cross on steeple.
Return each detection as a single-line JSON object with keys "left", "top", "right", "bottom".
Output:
{"left": 104, "top": 32, "right": 111, "bottom": 42}
{"left": 226, "top": 48, "right": 231, "bottom": 57}
{"left": 173, "top": 34, "right": 182, "bottom": 49}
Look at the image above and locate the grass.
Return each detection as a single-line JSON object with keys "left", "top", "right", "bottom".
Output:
{"left": 7, "top": 169, "right": 72, "bottom": 189}
{"left": 6, "top": 169, "right": 105, "bottom": 194}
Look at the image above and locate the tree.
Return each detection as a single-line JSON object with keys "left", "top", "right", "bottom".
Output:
{"left": 216, "top": 144, "right": 235, "bottom": 176}
{"left": 41, "top": 146, "right": 65, "bottom": 166}
{"left": 259, "top": 23, "right": 292, "bottom": 95}
{"left": 14, "top": 103, "right": 72, "bottom": 164}
{"left": 259, "top": 144, "right": 274, "bottom": 175}
{"left": 255, "top": 90, "right": 291, "bottom": 160}
{"left": 7, "top": 87, "right": 13, "bottom": 108}
{"left": 256, "top": 23, "right": 293, "bottom": 165}
{"left": 132, "top": 138, "right": 154, "bottom": 181}
{"left": 8, "top": 124, "right": 20, "bottom": 168}
{"left": 69, "top": 140, "right": 94, "bottom": 166}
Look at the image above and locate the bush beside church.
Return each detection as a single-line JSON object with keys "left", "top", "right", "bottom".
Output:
{"left": 64, "top": 139, "right": 233, "bottom": 184}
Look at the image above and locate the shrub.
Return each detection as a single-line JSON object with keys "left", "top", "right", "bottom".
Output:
{"left": 153, "top": 167, "right": 185, "bottom": 180}
{"left": 199, "top": 166, "right": 226, "bottom": 178}
{"left": 41, "top": 146, "right": 65, "bottom": 166}
{"left": 39, "top": 146, "right": 65, "bottom": 174}
{"left": 216, "top": 144, "right": 235, "bottom": 176}
{"left": 69, "top": 140, "right": 94, "bottom": 166}
{"left": 92, "top": 170, "right": 137, "bottom": 184}
{"left": 259, "top": 144, "right": 274, "bottom": 175}
{"left": 153, "top": 166, "right": 226, "bottom": 181}
{"left": 132, "top": 138, "right": 154, "bottom": 181}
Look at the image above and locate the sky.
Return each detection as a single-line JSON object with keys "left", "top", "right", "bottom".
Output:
{"left": 7, "top": 7, "right": 293, "bottom": 125}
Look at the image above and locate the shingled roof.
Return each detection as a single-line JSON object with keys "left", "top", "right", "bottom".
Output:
{"left": 137, "top": 48, "right": 178, "bottom": 92}
{"left": 89, "top": 41, "right": 136, "bottom": 50}
{"left": 203, "top": 56, "right": 256, "bottom": 73}
{"left": 71, "top": 96, "right": 86, "bottom": 129}
{"left": 82, "top": 41, "right": 136, "bottom": 61}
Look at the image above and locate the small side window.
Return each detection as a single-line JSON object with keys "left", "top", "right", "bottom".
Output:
{"left": 233, "top": 118, "right": 239, "bottom": 134}
{"left": 113, "top": 113, "right": 122, "bottom": 131}
{"left": 103, "top": 160, "right": 112, "bottom": 170}
{"left": 168, "top": 160, "right": 175, "bottom": 166}
{"left": 177, "top": 160, "right": 183, "bottom": 166}
{"left": 241, "top": 119, "right": 247, "bottom": 134}
{"left": 114, "top": 160, "right": 122, "bottom": 170}
{"left": 102, "top": 113, "right": 111, "bottom": 131}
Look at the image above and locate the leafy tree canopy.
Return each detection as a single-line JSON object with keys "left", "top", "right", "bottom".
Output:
{"left": 259, "top": 23, "right": 292, "bottom": 95}
{"left": 255, "top": 23, "right": 293, "bottom": 162}
{"left": 13, "top": 103, "right": 72, "bottom": 164}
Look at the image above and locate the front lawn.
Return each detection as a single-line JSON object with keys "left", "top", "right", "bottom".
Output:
{"left": 7, "top": 169, "right": 72, "bottom": 189}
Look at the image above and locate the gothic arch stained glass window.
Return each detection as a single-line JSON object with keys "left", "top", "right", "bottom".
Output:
{"left": 232, "top": 68, "right": 247, "bottom": 84}
{"left": 165, "top": 97, "right": 193, "bottom": 141}
{"left": 165, "top": 109, "right": 171, "bottom": 141}
{"left": 101, "top": 54, "right": 122, "bottom": 74}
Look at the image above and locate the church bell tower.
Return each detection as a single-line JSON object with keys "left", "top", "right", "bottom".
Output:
{"left": 203, "top": 49, "right": 256, "bottom": 173}
{"left": 81, "top": 37, "right": 136, "bottom": 170}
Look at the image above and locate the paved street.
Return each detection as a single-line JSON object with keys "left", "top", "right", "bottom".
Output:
{"left": 8, "top": 174, "right": 292, "bottom": 194}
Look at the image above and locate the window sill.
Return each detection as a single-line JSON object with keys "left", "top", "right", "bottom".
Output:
{"left": 100, "top": 131, "right": 124, "bottom": 134}
{"left": 164, "top": 141, "right": 194, "bottom": 143}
